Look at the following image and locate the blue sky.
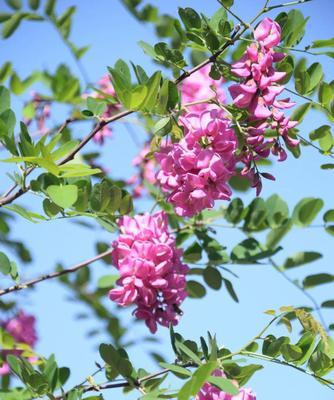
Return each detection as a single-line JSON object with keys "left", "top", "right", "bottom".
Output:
{"left": 1, "top": 0, "right": 334, "bottom": 399}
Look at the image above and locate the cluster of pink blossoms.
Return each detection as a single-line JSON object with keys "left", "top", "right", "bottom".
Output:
{"left": 109, "top": 211, "right": 188, "bottom": 333}
{"left": 0, "top": 311, "right": 37, "bottom": 375}
{"left": 127, "top": 145, "right": 156, "bottom": 198}
{"left": 91, "top": 75, "right": 120, "bottom": 144}
{"left": 24, "top": 92, "right": 51, "bottom": 135}
{"left": 155, "top": 108, "right": 237, "bottom": 217}
{"left": 181, "top": 64, "right": 226, "bottom": 111}
{"left": 196, "top": 370, "right": 256, "bottom": 400}
{"left": 229, "top": 18, "right": 299, "bottom": 193}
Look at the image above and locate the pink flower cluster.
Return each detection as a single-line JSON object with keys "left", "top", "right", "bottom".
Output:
{"left": 24, "top": 92, "right": 51, "bottom": 135}
{"left": 109, "top": 211, "right": 188, "bottom": 333}
{"left": 0, "top": 311, "right": 37, "bottom": 376}
{"left": 92, "top": 75, "right": 120, "bottom": 144}
{"left": 155, "top": 109, "right": 237, "bottom": 217}
{"left": 229, "top": 18, "right": 298, "bottom": 193}
{"left": 127, "top": 145, "right": 156, "bottom": 198}
{"left": 196, "top": 370, "right": 256, "bottom": 400}
{"left": 181, "top": 65, "right": 226, "bottom": 112}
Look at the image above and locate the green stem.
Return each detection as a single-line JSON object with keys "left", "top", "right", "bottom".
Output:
{"left": 240, "top": 351, "right": 334, "bottom": 390}
{"left": 268, "top": 257, "right": 329, "bottom": 333}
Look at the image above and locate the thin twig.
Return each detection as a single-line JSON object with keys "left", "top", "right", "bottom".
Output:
{"left": 268, "top": 257, "right": 329, "bottom": 333}
{"left": 0, "top": 248, "right": 113, "bottom": 297}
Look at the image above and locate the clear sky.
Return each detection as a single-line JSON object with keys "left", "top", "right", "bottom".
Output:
{"left": 1, "top": 0, "right": 334, "bottom": 399}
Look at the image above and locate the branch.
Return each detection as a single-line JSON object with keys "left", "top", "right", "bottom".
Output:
{"left": 0, "top": 117, "right": 77, "bottom": 203}
{"left": 240, "top": 351, "right": 334, "bottom": 390}
{"left": 0, "top": 248, "right": 113, "bottom": 297}
{"left": 268, "top": 257, "right": 329, "bottom": 333}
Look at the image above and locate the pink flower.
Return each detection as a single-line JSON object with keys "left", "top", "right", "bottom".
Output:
{"left": 128, "top": 145, "right": 156, "bottom": 198}
{"left": 181, "top": 65, "right": 226, "bottom": 112}
{"left": 155, "top": 109, "right": 237, "bottom": 217}
{"left": 254, "top": 18, "right": 281, "bottom": 49}
{"left": 90, "top": 75, "right": 120, "bottom": 144}
{"left": 109, "top": 211, "right": 188, "bottom": 333}
{"left": 0, "top": 311, "right": 37, "bottom": 376}
{"left": 227, "top": 18, "right": 299, "bottom": 194}
{"left": 195, "top": 369, "right": 256, "bottom": 400}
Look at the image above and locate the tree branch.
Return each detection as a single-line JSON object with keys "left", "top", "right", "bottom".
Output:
{"left": 0, "top": 248, "right": 113, "bottom": 297}
{"left": 268, "top": 257, "right": 329, "bottom": 333}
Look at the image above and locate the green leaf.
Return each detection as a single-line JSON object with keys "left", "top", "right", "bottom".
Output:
{"left": 186, "top": 280, "right": 206, "bottom": 299}
{"left": 203, "top": 266, "right": 222, "bottom": 290}
{"left": 303, "top": 273, "right": 334, "bottom": 288}
{"left": 5, "top": 0, "right": 21, "bottom": 10}
{"left": 283, "top": 251, "right": 322, "bottom": 269}
{"left": 29, "top": 0, "right": 40, "bottom": 10}
{"left": 311, "top": 37, "right": 334, "bottom": 49}
{"left": 129, "top": 84, "right": 147, "bottom": 110}
{"left": 225, "top": 198, "right": 244, "bottom": 224}
{"left": 142, "top": 71, "right": 161, "bottom": 111}
{"left": 306, "top": 63, "right": 323, "bottom": 94}
{"left": 2, "top": 13, "right": 24, "bottom": 39}
{"left": 138, "top": 40, "right": 157, "bottom": 59}
{"left": 46, "top": 185, "right": 78, "bottom": 209}
{"left": 281, "top": 344, "right": 303, "bottom": 362}
{"left": 324, "top": 209, "right": 334, "bottom": 223}
{"left": 0, "top": 86, "right": 10, "bottom": 114}
{"left": 178, "top": 7, "right": 201, "bottom": 30}
{"left": 223, "top": 278, "right": 239, "bottom": 303}
{"left": 183, "top": 242, "right": 202, "bottom": 262}
{"left": 266, "top": 194, "right": 289, "bottom": 228}
{"left": 178, "top": 362, "right": 217, "bottom": 400}
{"left": 266, "top": 220, "right": 293, "bottom": 248}
{"left": 207, "top": 376, "right": 239, "bottom": 395}
{"left": 0, "top": 62, "right": 12, "bottom": 83}
{"left": 159, "top": 363, "right": 192, "bottom": 378}
{"left": 318, "top": 82, "right": 333, "bottom": 107}
{"left": 321, "top": 300, "right": 334, "bottom": 308}
{"left": 290, "top": 102, "right": 312, "bottom": 122}
{"left": 153, "top": 117, "right": 172, "bottom": 137}
{"left": 97, "top": 275, "right": 118, "bottom": 289}
{"left": 0, "top": 251, "right": 11, "bottom": 275}
{"left": 292, "top": 198, "right": 324, "bottom": 227}
{"left": 231, "top": 238, "right": 281, "bottom": 263}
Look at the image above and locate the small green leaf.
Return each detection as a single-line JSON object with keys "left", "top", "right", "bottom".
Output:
{"left": 207, "top": 376, "right": 239, "bottom": 395}
{"left": 292, "top": 197, "right": 324, "bottom": 227}
{"left": 46, "top": 185, "right": 78, "bottom": 209}
{"left": 153, "top": 117, "right": 172, "bottom": 137}
{"left": 186, "top": 280, "right": 206, "bottom": 299}
{"left": 0, "top": 251, "right": 11, "bottom": 275}
{"left": 283, "top": 251, "right": 322, "bottom": 269}
{"left": 303, "top": 273, "right": 334, "bottom": 288}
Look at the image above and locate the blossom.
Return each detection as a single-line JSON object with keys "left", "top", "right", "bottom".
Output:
{"left": 127, "top": 145, "right": 156, "bottom": 198}
{"left": 0, "top": 311, "right": 37, "bottom": 376}
{"left": 91, "top": 75, "right": 120, "bottom": 144}
{"left": 195, "top": 369, "right": 256, "bottom": 400}
{"left": 155, "top": 108, "right": 237, "bottom": 217}
{"left": 109, "top": 211, "right": 188, "bottom": 333}
{"left": 24, "top": 92, "right": 51, "bottom": 135}
{"left": 181, "top": 65, "right": 226, "bottom": 112}
{"left": 227, "top": 18, "right": 299, "bottom": 193}
{"left": 254, "top": 18, "right": 281, "bottom": 49}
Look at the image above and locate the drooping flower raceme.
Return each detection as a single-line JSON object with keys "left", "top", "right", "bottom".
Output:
{"left": 91, "top": 75, "right": 120, "bottom": 144}
{"left": 24, "top": 92, "right": 51, "bottom": 135}
{"left": 195, "top": 370, "right": 256, "bottom": 400}
{"left": 228, "top": 18, "right": 298, "bottom": 193}
{"left": 0, "top": 311, "right": 38, "bottom": 375}
{"left": 181, "top": 64, "right": 226, "bottom": 111}
{"left": 109, "top": 211, "right": 188, "bottom": 333}
{"left": 127, "top": 144, "right": 156, "bottom": 198}
{"left": 155, "top": 109, "right": 237, "bottom": 217}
